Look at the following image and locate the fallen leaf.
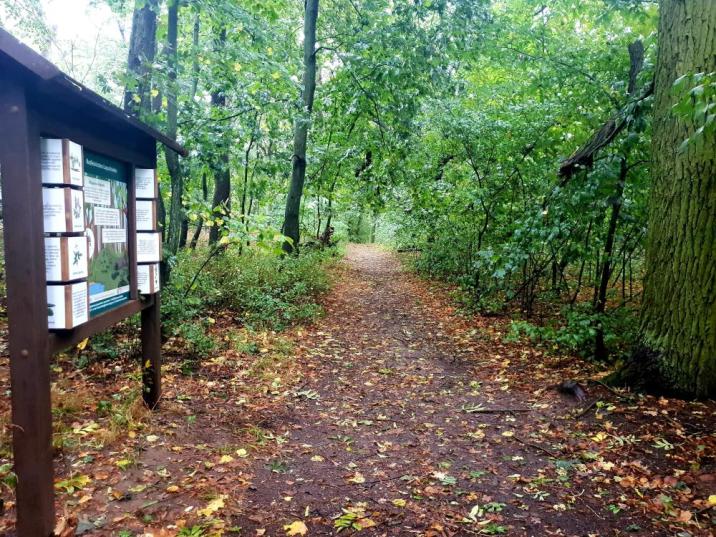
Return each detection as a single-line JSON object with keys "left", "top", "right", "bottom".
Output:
{"left": 284, "top": 520, "right": 308, "bottom": 536}
{"left": 348, "top": 472, "right": 365, "bottom": 484}
{"left": 198, "top": 495, "right": 227, "bottom": 517}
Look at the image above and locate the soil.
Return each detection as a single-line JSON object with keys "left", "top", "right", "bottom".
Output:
{"left": 0, "top": 244, "right": 714, "bottom": 536}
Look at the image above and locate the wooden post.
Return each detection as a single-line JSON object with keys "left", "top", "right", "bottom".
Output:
{"left": 141, "top": 293, "right": 162, "bottom": 407}
{"left": 0, "top": 80, "right": 56, "bottom": 536}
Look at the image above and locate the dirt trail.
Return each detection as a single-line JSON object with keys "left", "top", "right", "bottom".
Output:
{"left": 234, "top": 244, "right": 679, "bottom": 536}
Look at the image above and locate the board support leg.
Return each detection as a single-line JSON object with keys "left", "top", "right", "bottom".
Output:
{"left": 141, "top": 293, "right": 161, "bottom": 408}
{"left": 0, "top": 81, "right": 56, "bottom": 536}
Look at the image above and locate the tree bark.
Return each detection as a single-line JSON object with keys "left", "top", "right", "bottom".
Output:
{"left": 165, "top": 0, "right": 184, "bottom": 257}
{"left": 208, "top": 27, "right": 231, "bottom": 246}
{"left": 282, "top": 0, "right": 320, "bottom": 254}
{"left": 123, "top": 0, "right": 159, "bottom": 116}
{"left": 632, "top": 0, "right": 716, "bottom": 397}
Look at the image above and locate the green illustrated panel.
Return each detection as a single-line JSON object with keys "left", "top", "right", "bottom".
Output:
{"left": 84, "top": 151, "right": 130, "bottom": 316}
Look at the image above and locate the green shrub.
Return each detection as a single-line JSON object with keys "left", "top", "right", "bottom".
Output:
{"left": 163, "top": 245, "right": 336, "bottom": 334}
{"left": 505, "top": 304, "right": 639, "bottom": 362}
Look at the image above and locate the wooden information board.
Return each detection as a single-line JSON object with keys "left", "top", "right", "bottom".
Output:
{"left": 0, "top": 28, "right": 186, "bottom": 536}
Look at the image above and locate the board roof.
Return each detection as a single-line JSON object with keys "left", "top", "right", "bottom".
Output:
{"left": 0, "top": 27, "right": 187, "bottom": 157}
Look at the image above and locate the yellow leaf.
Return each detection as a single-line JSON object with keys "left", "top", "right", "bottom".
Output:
{"left": 348, "top": 472, "right": 365, "bottom": 484}
{"left": 591, "top": 432, "right": 608, "bottom": 442}
{"left": 166, "top": 485, "right": 180, "bottom": 493}
{"left": 708, "top": 495, "right": 716, "bottom": 506}
{"left": 283, "top": 520, "right": 308, "bottom": 536}
{"left": 198, "top": 494, "right": 227, "bottom": 517}
{"left": 150, "top": 88, "right": 159, "bottom": 98}
{"left": 219, "top": 455, "right": 234, "bottom": 464}
{"left": 359, "top": 518, "right": 377, "bottom": 528}
{"left": 391, "top": 498, "right": 407, "bottom": 507}
{"left": 76, "top": 338, "right": 89, "bottom": 351}
{"left": 236, "top": 448, "right": 249, "bottom": 458}
{"left": 501, "top": 431, "right": 514, "bottom": 437}
{"left": 132, "top": 94, "right": 141, "bottom": 104}
{"left": 310, "top": 455, "right": 324, "bottom": 462}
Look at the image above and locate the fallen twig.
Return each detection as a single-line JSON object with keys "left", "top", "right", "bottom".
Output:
{"left": 587, "top": 379, "right": 635, "bottom": 401}
{"left": 467, "top": 408, "right": 531, "bottom": 414}
{"left": 512, "top": 436, "right": 559, "bottom": 458}
{"left": 575, "top": 400, "right": 598, "bottom": 419}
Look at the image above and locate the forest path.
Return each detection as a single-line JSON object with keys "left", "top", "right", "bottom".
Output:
{"left": 10, "top": 244, "right": 709, "bottom": 536}
{"left": 235, "top": 244, "right": 653, "bottom": 536}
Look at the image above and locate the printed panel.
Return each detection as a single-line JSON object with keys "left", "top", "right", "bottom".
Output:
{"left": 41, "top": 138, "right": 83, "bottom": 187}
{"left": 137, "top": 263, "right": 160, "bottom": 295}
{"left": 136, "top": 199, "right": 157, "bottom": 231}
{"left": 42, "top": 187, "right": 84, "bottom": 233}
{"left": 45, "top": 235, "right": 89, "bottom": 282}
{"left": 135, "top": 168, "right": 158, "bottom": 199}
{"left": 136, "top": 232, "right": 162, "bottom": 264}
{"left": 84, "top": 151, "right": 130, "bottom": 316}
{"left": 47, "top": 282, "right": 89, "bottom": 329}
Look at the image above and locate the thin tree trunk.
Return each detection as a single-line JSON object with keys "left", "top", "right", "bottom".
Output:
{"left": 165, "top": 0, "right": 184, "bottom": 257}
{"left": 189, "top": 172, "right": 208, "bottom": 250}
{"left": 123, "top": 0, "right": 159, "bottom": 117}
{"left": 282, "top": 0, "right": 320, "bottom": 253}
{"left": 594, "top": 158, "right": 626, "bottom": 360}
{"left": 240, "top": 120, "right": 257, "bottom": 227}
{"left": 208, "top": 27, "right": 231, "bottom": 246}
{"left": 371, "top": 209, "right": 377, "bottom": 243}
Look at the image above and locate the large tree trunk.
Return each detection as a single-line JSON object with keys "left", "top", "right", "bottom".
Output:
{"left": 281, "top": 0, "right": 319, "bottom": 254}
{"left": 628, "top": 0, "right": 716, "bottom": 397}
{"left": 123, "top": 0, "right": 159, "bottom": 116}
{"left": 165, "top": 0, "right": 184, "bottom": 257}
{"left": 208, "top": 27, "right": 231, "bottom": 246}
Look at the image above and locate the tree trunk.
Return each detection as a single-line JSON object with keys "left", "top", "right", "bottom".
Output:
{"left": 208, "top": 27, "right": 231, "bottom": 246}
{"left": 123, "top": 0, "right": 159, "bottom": 116}
{"left": 622, "top": 0, "right": 716, "bottom": 397}
{"left": 189, "top": 173, "right": 208, "bottom": 250}
{"left": 165, "top": 0, "right": 184, "bottom": 257}
{"left": 594, "top": 158, "right": 626, "bottom": 361}
{"left": 282, "top": 0, "right": 319, "bottom": 254}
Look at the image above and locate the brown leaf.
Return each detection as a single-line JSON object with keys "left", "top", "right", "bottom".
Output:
{"left": 54, "top": 516, "right": 78, "bottom": 537}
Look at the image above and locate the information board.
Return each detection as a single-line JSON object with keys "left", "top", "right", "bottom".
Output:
{"left": 84, "top": 151, "right": 130, "bottom": 316}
